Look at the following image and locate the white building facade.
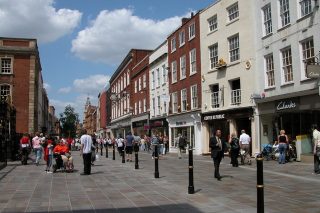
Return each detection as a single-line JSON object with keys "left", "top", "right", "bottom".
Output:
{"left": 200, "top": 0, "right": 258, "bottom": 154}
{"left": 254, "top": 0, "right": 320, "bottom": 155}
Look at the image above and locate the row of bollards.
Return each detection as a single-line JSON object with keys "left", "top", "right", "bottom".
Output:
{"left": 107, "top": 142, "right": 264, "bottom": 212}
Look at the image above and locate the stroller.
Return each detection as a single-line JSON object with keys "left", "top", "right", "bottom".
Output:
{"left": 261, "top": 144, "right": 274, "bottom": 161}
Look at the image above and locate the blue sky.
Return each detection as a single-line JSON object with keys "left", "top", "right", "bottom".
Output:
{"left": 0, "top": 0, "right": 214, "bottom": 120}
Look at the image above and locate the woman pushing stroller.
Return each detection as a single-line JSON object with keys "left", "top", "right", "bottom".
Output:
{"left": 52, "top": 139, "right": 74, "bottom": 172}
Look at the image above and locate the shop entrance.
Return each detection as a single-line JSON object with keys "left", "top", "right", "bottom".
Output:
{"left": 236, "top": 117, "right": 251, "bottom": 137}
{"left": 208, "top": 120, "right": 229, "bottom": 142}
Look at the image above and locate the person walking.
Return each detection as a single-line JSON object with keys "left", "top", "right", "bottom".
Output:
{"left": 177, "top": 134, "right": 186, "bottom": 159}
{"left": 32, "top": 132, "right": 43, "bottom": 166}
{"left": 229, "top": 132, "right": 240, "bottom": 167}
{"left": 312, "top": 125, "right": 320, "bottom": 174}
{"left": 209, "top": 129, "right": 225, "bottom": 181}
{"left": 277, "top": 130, "right": 288, "bottom": 164}
{"left": 239, "top": 129, "right": 251, "bottom": 165}
{"left": 116, "top": 135, "right": 124, "bottom": 157}
{"left": 44, "top": 139, "right": 54, "bottom": 173}
{"left": 151, "top": 133, "right": 159, "bottom": 159}
{"left": 80, "top": 130, "right": 93, "bottom": 175}
{"left": 20, "top": 133, "right": 30, "bottom": 165}
{"left": 125, "top": 132, "right": 134, "bottom": 162}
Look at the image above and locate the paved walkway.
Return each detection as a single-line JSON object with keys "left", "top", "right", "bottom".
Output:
{"left": 0, "top": 149, "right": 319, "bottom": 213}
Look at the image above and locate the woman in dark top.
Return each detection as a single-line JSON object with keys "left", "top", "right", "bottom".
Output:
{"left": 277, "top": 130, "right": 288, "bottom": 164}
{"left": 229, "top": 133, "right": 240, "bottom": 167}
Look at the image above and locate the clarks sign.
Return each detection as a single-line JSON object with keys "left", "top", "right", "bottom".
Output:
{"left": 276, "top": 99, "right": 299, "bottom": 111}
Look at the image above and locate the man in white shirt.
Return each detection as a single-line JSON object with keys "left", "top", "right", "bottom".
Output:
{"left": 80, "top": 129, "right": 93, "bottom": 175}
{"left": 239, "top": 129, "right": 251, "bottom": 165}
{"left": 312, "top": 125, "right": 320, "bottom": 174}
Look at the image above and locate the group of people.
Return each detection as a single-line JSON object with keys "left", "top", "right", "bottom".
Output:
{"left": 19, "top": 132, "right": 74, "bottom": 173}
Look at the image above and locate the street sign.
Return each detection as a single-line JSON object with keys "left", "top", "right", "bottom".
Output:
{"left": 306, "top": 64, "right": 320, "bottom": 78}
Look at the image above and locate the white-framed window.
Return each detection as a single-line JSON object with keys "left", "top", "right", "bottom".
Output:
{"left": 156, "top": 68, "right": 160, "bottom": 87}
{"left": 171, "top": 61, "right": 177, "bottom": 83}
{"left": 120, "top": 76, "right": 123, "bottom": 91}
{"left": 157, "top": 96, "right": 161, "bottom": 115}
{"left": 139, "top": 100, "right": 142, "bottom": 114}
{"left": 0, "top": 58, "right": 12, "bottom": 74}
{"left": 163, "top": 93, "right": 167, "bottom": 115}
{"left": 189, "top": 22, "right": 195, "bottom": 40}
{"left": 301, "top": 38, "right": 314, "bottom": 77}
{"left": 181, "top": 89, "right": 187, "bottom": 112}
{"left": 134, "top": 102, "right": 137, "bottom": 115}
{"left": 127, "top": 71, "right": 130, "bottom": 86}
{"left": 180, "top": 55, "right": 186, "bottom": 79}
{"left": 191, "top": 85, "right": 198, "bottom": 109}
{"left": 179, "top": 30, "right": 185, "bottom": 46}
{"left": 265, "top": 54, "right": 275, "bottom": 87}
{"left": 143, "top": 74, "right": 146, "bottom": 88}
{"left": 263, "top": 4, "right": 272, "bottom": 36}
{"left": 300, "top": 0, "right": 312, "bottom": 17}
{"left": 227, "top": 2, "right": 239, "bottom": 22}
{"left": 172, "top": 92, "right": 178, "bottom": 113}
{"left": 162, "top": 64, "right": 167, "bottom": 84}
{"left": 0, "top": 84, "right": 11, "bottom": 101}
{"left": 134, "top": 80, "right": 138, "bottom": 93}
{"left": 138, "top": 77, "right": 142, "bottom": 91}
{"left": 151, "top": 71, "right": 155, "bottom": 89}
{"left": 209, "top": 44, "right": 218, "bottom": 69}
{"left": 143, "top": 98, "right": 146, "bottom": 112}
{"left": 279, "top": 0, "right": 290, "bottom": 27}
{"left": 152, "top": 98, "right": 156, "bottom": 116}
{"left": 281, "top": 47, "right": 293, "bottom": 83}
{"left": 228, "top": 34, "right": 240, "bottom": 62}
{"left": 171, "top": 37, "right": 176, "bottom": 52}
{"left": 189, "top": 49, "right": 196, "bottom": 74}
{"left": 208, "top": 15, "right": 217, "bottom": 32}
{"left": 124, "top": 74, "right": 127, "bottom": 88}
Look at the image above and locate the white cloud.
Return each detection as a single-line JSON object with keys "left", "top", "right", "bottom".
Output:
{"left": 71, "top": 8, "right": 183, "bottom": 65}
{"left": 50, "top": 99, "right": 75, "bottom": 117}
{"left": 43, "top": 83, "right": 51, "bottom": 91}
{"left": 58, "top": 87, "right": 72, "bottom": 94}
{"left": 0, "top": 0, "right": 82, "bottom": 43}
{"left": 73, "top": 74, "right": 110, "bottom": 94}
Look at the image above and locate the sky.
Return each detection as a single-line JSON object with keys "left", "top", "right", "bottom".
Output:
{"left": 0, "top": 0, "right": 215, "bottom": 120}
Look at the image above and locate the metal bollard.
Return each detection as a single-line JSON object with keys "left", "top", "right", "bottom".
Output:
{"left": 154, "top": 145, "right": 159, "bottom": 178}
{"left": 122, "top": 148, "right": 125, "bottom": 163}
{"left": 256, "top": 154, "right": 264, "bottom": 213}
{"left": 188, "top": 147, "right": 195, "bottom": 194}
{"left": 105, "top": 145, "right": 108, "bottom": 158}
{"left": 135, "top": 151, "right": 139, "bottom": 169}
{"left": 112, "top": 143, "right": 115, "bottom": 160}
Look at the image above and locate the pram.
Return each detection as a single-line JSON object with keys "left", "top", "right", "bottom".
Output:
{"left": 261, "top": 144, "right": 274, "bottom": 161}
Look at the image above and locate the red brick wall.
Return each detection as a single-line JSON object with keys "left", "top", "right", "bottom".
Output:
{"left": 3, "top": 40, "right": 30, "bottom": 47}
{"left": 99, "top": 91, "right": 107, "bottom": 128}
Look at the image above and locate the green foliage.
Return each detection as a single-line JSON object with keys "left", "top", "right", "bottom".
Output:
{"left": 59, "top": 105, "right": 79, "bottom": 138}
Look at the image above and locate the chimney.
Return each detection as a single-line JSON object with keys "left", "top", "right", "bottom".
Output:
{"left": 181, "top": 18, "right": 190, "bottom": 25}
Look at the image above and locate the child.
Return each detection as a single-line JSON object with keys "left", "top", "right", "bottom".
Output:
{"left": 44, "top": 139, "right": 54, "bottom": 173}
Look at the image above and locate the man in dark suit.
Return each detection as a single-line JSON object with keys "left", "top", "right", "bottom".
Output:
{"left": 209, "top": 129, "right": 225, "bottom": 181}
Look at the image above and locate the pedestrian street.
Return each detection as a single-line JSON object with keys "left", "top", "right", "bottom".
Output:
{"left": 0, "top": 150, "right": 319, "bottom": 213}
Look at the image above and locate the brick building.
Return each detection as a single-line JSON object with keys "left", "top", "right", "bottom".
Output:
{"left": 167, "top": 13, "right": 203, "bottom": 154}
{"left": 0, "top": 37, "right": 49, "bottom": 134}
{"left": 83, "top": 97, "right": 97, "bottom": 135}
{"left": 97, "top": 88, "right": 107, "bottom": 138}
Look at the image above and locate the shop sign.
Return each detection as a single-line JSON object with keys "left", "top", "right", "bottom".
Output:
{"left": 203, "top": 114, "right": 225, "bottom": 121}
{"left": 306, "top": 65, "right": 320, "bottom": 79}
{"left": 176, "top": 121, "right": 187, "bottom": 126}
{"left": 276, "top": 99, "right": 298, "bottom": 111}
{"left": 152, "top": 121, "right": 163, "bottom": 127}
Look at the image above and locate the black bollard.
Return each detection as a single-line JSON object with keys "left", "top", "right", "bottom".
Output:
{"left": 256, "top": 154, "right": 264, "bottom": 213}
{"left": 135, "top": 151, "right": 139, "bottom": 169}
{"left": 105, "top": 145, "right": 108, "bottom": 158}
{"left": 154, "top": 145, "right": 159, "bottom": 178}
{"left": 100, "top": 147, "right": 103, "bottom": 156}
{"left": 112, "top": 143, "right": 115, "bottom": 160}
{"left": 188, "top": 147, "right": 194, "bottom": 194}
{"left": 122, "top": 148, "right": 125, "bottom": 163}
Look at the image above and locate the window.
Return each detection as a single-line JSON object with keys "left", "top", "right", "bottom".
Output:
{"left": 189, "top": 49, "right": 196, "bottom": 74}
{"left": 138, "top": 77, "right": 142, "bottom": 91}
{"left": 172, "top": 92, "right": 178, "bottom": 113}
{"left": 151, "top": 71, "right": 155, "bottom": 89}
{"left": 127, "top": 71, "right": 130, "bottom": 86}
{"left": 139, "top": 100, "right": 142, "bottom": 114}
{"left": 120, "top": 76, "right": 123, "bottom": 91}
{"left": 134, "top": 80, "right": 138, "bottom": 93}
{"left": 281, "top": 48, "right": 293, "bottom": 83}
{"left": 208, "top": 15, "right": 217, "bottom": 32}
{"left": 143, "top": 74, "right": 146, "bottom": 88}
{"left": 0, "top": 84, "right": 10, "bottom": 101}
{"left": 228, "top": 34, "right": 240, "bottom": 62}
{"left": 162, "top": 64, "right": 167, "bottom": 84}
{"left": 157, "top": 68, "right": 160, "bottom": 87}
{"left": 279, "top": 0, "right": 290, "bottom": 27}
{"left": 301, "top": 38, "right": 314, "bottom": 77}
{"left": 143, "top": 98, "right": 146, "bottom": 112}
{"left": 179, "top": 30, "right": 185, "bottom": 46}
{"left": 228, "top": 2, "right": 239, "bottom": 22}
{"left": 171, "top": 61, "right": 177, "bottom": 83}
{"left": 0, "top": 58, "right": 12, "bottom": 74}
{"left": 124, "top": 75, "right": 127, "bottom": 88}
{"left": 163, "top": 94, "right": 167, "bottom": 115}
{"left": 181, "top": 89, "right": 187, "bottom": 112}
{"left": 191, "top": 85, "right": 198, "bottom": 109}
{"left": 300, "top": 0, "right": 312, "bottom": 17}
{"left": 189, "top": 22, "right": 195, "bottom": 40}
{"left": 180, "top": 55, "right": 186, "bottom": 79}
{"left": 171, "top": 37, "right": 176, "bottom": 52}
{"left": 157, "top": 96, "right": 161, "bottom": 115}
{"left": 134, "top": 102, "right": 137, "bottom": 115}
{"left": 211, "top": 84, "right": 220, "bottom": 108}
{"left": 230, "top": 79, "right": 241, "bottom": 105}
{"left": 209, "top": 44, "right": 218, "bottom": 69}
{"left": 152, "top": 98, "right": 155, "bottom": 116}
{"left": 265, "top": 54, "right": 275, "bottom": 87}
{"left": 263, "top": 4, "right": 272, "bottom": 35}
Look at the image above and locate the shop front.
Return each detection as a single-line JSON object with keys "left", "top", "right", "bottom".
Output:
{"left": 132, "top": 114, "right": 149, "bottom": 137}
{"left": 110, "top": 117, "right": 131, "bottom": 139}
{"left": 149, "top": 118, "right": 169, "bottom": 137}
{"left": 167, "top": 112, "right": 202, "bottom": 155}
{"left": 201, "top": 107, "right": 254, "bottom": 154}
{"left": 258, "top": 94, "right": 320, "bottom": 155}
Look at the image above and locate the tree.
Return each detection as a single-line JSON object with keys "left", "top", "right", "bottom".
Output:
{"left": 59, "top": 105, "right": 79, "bottom": 138}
